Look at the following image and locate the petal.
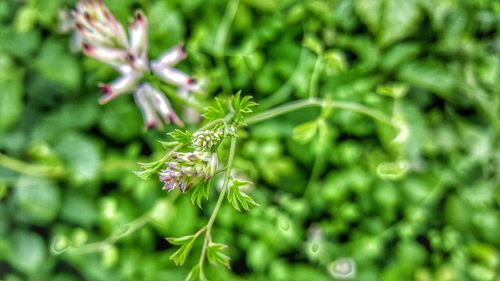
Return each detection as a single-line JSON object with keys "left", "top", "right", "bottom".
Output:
{"left": 156, "top": 44, "right": 186, "bottom": 66}
{"left": 145, "top": 85, "right": 184, "bottom": 127}
{"left": 83, "top": 43, "right": 128, "bottom": 66}
{"left": 129, "top": 10, "right": 148, "bottom": 57}
{"left": 74, "top": 1, "right": 128, "bottom": 48}
{"left": 134, "top": 84, "right": 162, "bottom": 129}
{"left": 151, "top": 63, "right": 195, "bottom": 88}
{"left": 99, "top": 72, "right": 141, "bottom": 104}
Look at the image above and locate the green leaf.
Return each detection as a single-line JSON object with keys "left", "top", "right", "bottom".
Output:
{"left": 190, "top": 181, "right": 210, "bottom": 209}
{"left": 169, "top": 130, "right": 193, "bottom": 144}
{"left": 203, "top": 97, "right": 228, "bottom": 122}
{"left": 231, "top": 91, "right": 258, "bottom": 121}
{"left": 8, "top": 230, "right": 46, "bottom": 274}
{"left": 99, "top": 99, "right": 143, "bottom": 142}
{"left": 292, "top": 121, "right": 318, "bottom": 144}
{"left": 54, "top": 133, "right": 102, "bottom": 184}
{"left": 376, "top": 161, "right": 408, "bottom": 180}
{"left": 0, "top": 28, "right": 40, "bottom": 59}
{"left": 207, "top": 242, "right": 231, "bottom": 268}
{"left": 227, "top": 178, "right": 259, "bottom": 212}
{"left": 185, "top": 265, "right": 201, "bottom": 281}
{"left": 13, "top": 176, "right": 61, "bottom": 225}
{"left": 34, "top": 38, "right": 80, "bottom": 90}
{"left": 397, "top": 61, "right": 458, "bottom": 99}
{"left": 0, "top": 53, "right": 23, "bottom": 132}
{"left": 376, "top": 83, "right": 409, "bottom": 99}
{"left": 356, "top": 0, "right": 421, "bottom": 46}
{"left": 134, "top": 157, "right": 167, "bottom": 180}
{"left": 166, "top": 234, "right": 198, "bottom": 266}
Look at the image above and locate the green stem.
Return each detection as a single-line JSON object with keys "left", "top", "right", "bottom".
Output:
{"left": 0, "top": 153, "right": 65, "bottom": 178}
{"left": 247, "top": 98, "right": 396, "bottom": 128}
{"left": 214, "top": 0, "right": 240, "bottom": 95}
{"left": 65, "top": 212, "right": 152, "bottom": 254}
{"left": 198, "top": 136, "right": 237, "bottom": 273}
{"left": 308, "top": 52, "right": 323, "bottom": 99}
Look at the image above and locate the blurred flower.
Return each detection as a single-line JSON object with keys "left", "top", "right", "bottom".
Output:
{"left": 159, "top": 152, "right": 218, "bottom": 192}
{"left": 72, "top": 0, "right": 202, "bottom": 129}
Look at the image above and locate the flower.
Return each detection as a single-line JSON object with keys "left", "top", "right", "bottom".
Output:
{"left": 192, "top": 130, "right": 224, "bottom": 151}
{"left": 73, "top": 0, "right": 202, "bottom": 129}
{"left": 159, "top": 152, "right": 218, "bottom": 192}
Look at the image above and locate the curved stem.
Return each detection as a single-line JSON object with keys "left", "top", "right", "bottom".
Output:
{"left": 308, "top": 52, "right": 323, "bottom": 99}
{"left": 214, "top": 0, "right": 240, "bottom": 95}
{"left": 0, "top": 153, "right": 65, "bottom": 178}
{"left": 63, "top": 212, "right": 152, "bottom": 254}
{"left": 198, "top": 136, "right": 237, "bottom": 272}
{"left": 246, "top": 98, "right": 396, "bottom": 128}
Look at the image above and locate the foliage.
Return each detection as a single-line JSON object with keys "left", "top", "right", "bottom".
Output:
{"left": 0, "top": 0, "right": 499, "bottom": 280}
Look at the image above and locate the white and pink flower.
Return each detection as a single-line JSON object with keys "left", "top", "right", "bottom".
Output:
{"left": 73, "top": 0, "right": 203, "bottom": 129}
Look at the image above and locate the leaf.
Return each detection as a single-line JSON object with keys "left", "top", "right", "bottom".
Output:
{"left": 169, "top": 130, "right": 192, "bottom": 144}
{"left": 356, "top": 0, "right": 421, "bottom": 46}
{"left": 292, "top": 121, "right": 318, "bottom": 144}
{"left": 376, "top": 83, "right": 409, "bottom": 99}
{"left": 13, "top": 176, "right": 61, "bottom": 225}
{"left": 8, "top": 230, "right": 46, "bottom": 274}
{"left": 0, "top": 53, "right": 23, "bottom": 132}
{"left": 134, "top": 156, "right": 168, "bottom": 180}
{"left": 159, "top": 140, "right": 180, "bottom": 150}
{"left": 231, "top": 91, "right": 258, "bottom": 120}
{"left": 203, "top": 97, "right": 228, "bottom": 122}
{"left": 185, "top": 265, "right": 201, "bottom": 281}
{"left": 227, "top": 179, "right": 259, "bottom": 212}
{"left": 98, "top": 99, "right": 143, "bottom": 142}
{"left": 54, "top": 133, "right": 102, "bottom": 184}
{"left": 397, "top": 61, "right": 458, "bottom": 99}
{"left": 190, "top": 181, "right": 210, "bottom": 209}
{"left": 376, "top": 161, "right": 408, "bottom": 180}
{"left": 166, "top": 234, "right": 200, "bottom": 266}
{"left": 207, "top": 242, "right": 231, "bottom": 268}
{"left": 34, "top": 38, "right": 81, "bottom": 90}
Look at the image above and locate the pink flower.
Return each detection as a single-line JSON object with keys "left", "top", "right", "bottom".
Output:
{"left": 73, "top": 0, "right": 203, "bottom": 130}
{"left": 134, "top": 83, "right": 184, "bottom": 129}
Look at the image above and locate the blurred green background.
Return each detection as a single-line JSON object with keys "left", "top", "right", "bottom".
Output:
{"left": 0, "top": 0, "right": 499, "bottom": 280}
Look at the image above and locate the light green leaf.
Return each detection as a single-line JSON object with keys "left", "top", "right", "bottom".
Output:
{"left": 185, "top": 265, "right": 201, "bottom": 281}
{"left": 207, "top": 242, "right": 231, "bottom": 268}
{"left": 227, "top": 178, "right": 259, "bottom": 212}
{"left": 191, "top": 181, "right": 210, "bottom": 209}
{"left": 166, "top": 234, "right": 198, "bottom": 266}
{"left": 292, "top": 121, "right": 318, "bottom": 144}
{"left": 376, "top": 160, "right": 408, "bottom": 180}
{"left": 376, "top": 83, "right": 409, "bottom": 99}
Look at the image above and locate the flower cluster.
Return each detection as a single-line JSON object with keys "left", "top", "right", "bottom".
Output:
{"left": 192, "top": 130, "right": 224, "bottom": 151}
{"left": 73, "top": 0, "right": 201, "bottom": 129}
{"left": 159, "top": 152, "right": 218, "bottom": 192}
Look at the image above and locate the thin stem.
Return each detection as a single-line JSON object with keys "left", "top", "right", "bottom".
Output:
{"left": 198, "top": 136, "right": 237, "bottom": 272}
{"left": 0, "top": 153, "right": 65, "bottom": 178}
{"left": 66, "top": 212, "right": 152, "bottom": 254}
{"left": 214, "top": 0, "right": 240, "bottom": 95}
{"left": 246, "top": 98, "right": 396, "bottom": 128}
{"left": 308, "top": 52, "right": 323, "bottom": 99}
{"left": 258, "top": 46, "right": 308, "bottom": 110}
